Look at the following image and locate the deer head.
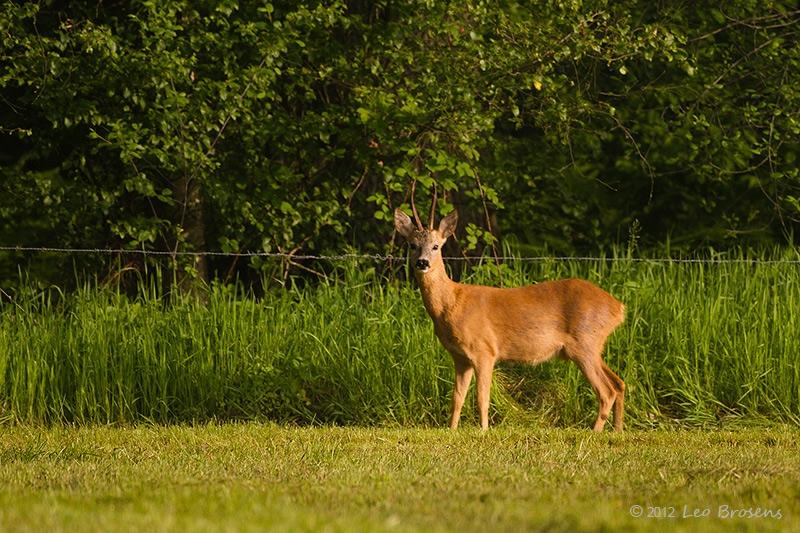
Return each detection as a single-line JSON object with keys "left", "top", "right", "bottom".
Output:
{"left": 394, "top": 208, "right": 458, "bottom": 274}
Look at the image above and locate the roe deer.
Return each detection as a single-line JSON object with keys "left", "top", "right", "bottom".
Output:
{"left": 394, "top": 207, "right": 626, "bottom": 431}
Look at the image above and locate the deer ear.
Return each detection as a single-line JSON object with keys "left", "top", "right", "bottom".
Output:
{"left": 438, "top": 210, "right": 458, "bottom": 239}
{"left": 394, "top": 208, "right": 415, "bottom": 240}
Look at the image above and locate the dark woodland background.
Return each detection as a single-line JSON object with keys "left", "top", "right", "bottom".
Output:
{"left": 2, "top": 1, "right": 799, "bottom": 290}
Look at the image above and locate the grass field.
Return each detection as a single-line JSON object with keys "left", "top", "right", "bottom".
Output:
{"left": 0, "top": 424, "right": 797, "bottom": 532}
{"left": 2, "top": 256, "right": 799, "bottom": 530}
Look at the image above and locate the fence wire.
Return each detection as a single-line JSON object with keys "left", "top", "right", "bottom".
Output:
{"left": 1, "top": 245, "right": 800, "bottom": 264}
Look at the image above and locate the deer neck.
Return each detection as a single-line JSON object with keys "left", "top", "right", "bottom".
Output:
{"left": 415, "top": 261, "right": 457, "bottom": 320}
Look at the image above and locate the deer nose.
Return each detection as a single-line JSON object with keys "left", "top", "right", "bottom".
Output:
{"left": 415, "top": 259, "right": 430, "bottom": 270}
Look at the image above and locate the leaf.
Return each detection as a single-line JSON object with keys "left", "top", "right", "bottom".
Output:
{"left": 357, "top": 107, "right": 371, "bottom": 123}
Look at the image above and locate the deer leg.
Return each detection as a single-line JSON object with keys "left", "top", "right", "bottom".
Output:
{"left": 475, "top": 358, "right": 495, "bottom": 431}
{"left": 450, "top": 358, "right": 474, "bottom": 430}
{"left": 573, "top": 356, "right": 617, "bottom": 432}
{"left": 602, "top": 362, "right": 626, "bottom": 431}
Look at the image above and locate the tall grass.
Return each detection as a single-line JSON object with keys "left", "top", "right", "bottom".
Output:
{"left": 1, "top": 253, "right": 799, "bottom": 427}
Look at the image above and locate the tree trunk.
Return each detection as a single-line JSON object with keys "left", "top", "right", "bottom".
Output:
{"left": 168, "top": 174, "right": 209, "bottom": 297}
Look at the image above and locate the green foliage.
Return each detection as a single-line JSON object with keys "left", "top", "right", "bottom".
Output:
{"left": 1, "top": 1, "right": 800, "bottom": 286}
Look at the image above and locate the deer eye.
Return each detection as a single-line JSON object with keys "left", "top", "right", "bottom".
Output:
{"left": 432, "top": 244, "right": 439, "bottom": 251}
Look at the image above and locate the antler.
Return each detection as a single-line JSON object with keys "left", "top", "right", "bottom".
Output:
{"left": 428, "top": 182, "right": 437, "bottom": 229}
{"left": 410, "top": 180, "right": 423, "bottom": 230}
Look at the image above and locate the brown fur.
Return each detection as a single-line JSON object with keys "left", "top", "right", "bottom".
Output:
{"left": 395, "top": 208, "right": 626, "bottom": 431}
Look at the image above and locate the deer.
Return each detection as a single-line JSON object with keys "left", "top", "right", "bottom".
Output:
{"left": 393, "top": 199, "right": 626, "bottom": 432}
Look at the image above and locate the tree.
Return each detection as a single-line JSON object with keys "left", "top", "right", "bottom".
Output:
{"left": 2, "top": 1, "right": 799, "bottom": 289}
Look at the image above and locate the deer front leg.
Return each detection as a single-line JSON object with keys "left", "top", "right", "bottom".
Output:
{"left": 450, "top": 357, "right": 474, "bottom": 430}
{"left": 475, "top": 358, "right": 496, "bottom": 430}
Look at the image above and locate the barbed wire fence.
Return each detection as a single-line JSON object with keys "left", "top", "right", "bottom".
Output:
{"left": 2, "top": 245, "right": 800, "bottom": 264}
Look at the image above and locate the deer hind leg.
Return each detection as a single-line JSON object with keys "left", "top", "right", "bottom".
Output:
{"left": 571, "top": 353, "right": 617, "bottom": 432}
{"left": 602, "top": 362, "right": 626, "bottom": 431}
{"left": 450, "top": 357, "right": 474, "bottom": 430}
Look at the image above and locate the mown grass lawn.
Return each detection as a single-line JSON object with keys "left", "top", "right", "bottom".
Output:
{"left": 0, "top": 424, "right": 797, "bottom": 532}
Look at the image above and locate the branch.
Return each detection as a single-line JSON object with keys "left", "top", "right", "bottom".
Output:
{"left": 689, "top": 9, "right": 800, "bottom": 42}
